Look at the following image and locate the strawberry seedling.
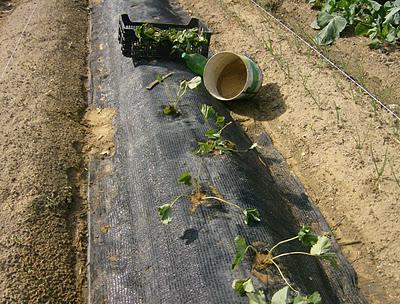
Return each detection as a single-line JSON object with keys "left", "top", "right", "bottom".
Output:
{"left": 157, "top": 170, "right": 261, "bottom": 225}
{"left": 231, "top": 227, "right": 336, "bottom": 293}
{"left": 162, "top": 76, "right": 202, "bottom": 115}
{"left": 232, "top": 278, "right": 321, "bottom": 304}
{"left": 195, "top": 104, "right": 258, "bottom": 156}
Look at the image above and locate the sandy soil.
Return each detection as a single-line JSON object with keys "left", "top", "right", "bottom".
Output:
{"left": 179, "top": 0, "right": 400, "bottom": 303}
{"left": 0, "top": 0, "right": 88, "bottom": 302}
{"left": 84, "top": 107, "right": 116, "bottom": 158}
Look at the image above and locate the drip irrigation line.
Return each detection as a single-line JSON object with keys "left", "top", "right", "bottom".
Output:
{"left": 0, "top": 1, "right": 40, "bottom": 82}
{"left": 248, "top": 0, "right": 400, "bottom": 121}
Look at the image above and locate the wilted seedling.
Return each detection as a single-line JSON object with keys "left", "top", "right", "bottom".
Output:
{"left": 157, "top": 170, "right": 261, "bottom": 226}
{"left": 231, "top": 227, "right": 336, "bottom": 293}
{"left": 162, "top": 76, "right": 202, "bottom": 115}
{"left": 201, "top": 104, "right": 225, "bottom": 128}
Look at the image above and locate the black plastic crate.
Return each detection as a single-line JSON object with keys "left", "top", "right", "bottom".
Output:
{"left": 118, "top": 14, "right": 212, "bottom": 66}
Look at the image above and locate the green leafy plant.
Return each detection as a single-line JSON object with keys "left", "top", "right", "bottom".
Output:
{"left": 156, "top": 169, "right": 261, "bottom": 225}
{"left": 134, "top": 25, "right": 209, "bottom": 54}
{"left": 169, "top": 28, "right": 209, "bottom": 54}
{"left": 195, "top": 121, "right": 237, "bottom": 155}
{"left": 231, "top": 227, "right": 336, "bottom": 292}
{"left": 310, "top": 0, "right": 400, "bottom": 46}
{"left": 162, "top": 76, "right": 201, "bottom": 115}
{"left": 200, "top": 104, "right": 226, "bottom": 128}
{"left": 195, "top": 104, "right": 258, "bottom": 156}
{"left": 232, "top": 279, "right": 322, "bottom": 304}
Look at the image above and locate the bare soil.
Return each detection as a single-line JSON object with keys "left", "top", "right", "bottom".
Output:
{"left": 0, "top": 0, "right": 88, "bottom": 302}
{"left": 179, "top": 0, "right": 400, "bottom": 303}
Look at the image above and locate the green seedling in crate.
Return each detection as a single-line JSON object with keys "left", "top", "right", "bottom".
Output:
{"left": 134, "top": 25, "right": 209, "bottom": 54}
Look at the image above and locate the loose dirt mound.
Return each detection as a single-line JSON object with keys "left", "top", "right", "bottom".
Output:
{"left": 84, "top": 107, "right": 116, "bottom": 158}
{"left": 0, "top": 0, "right": 87, "bottom": 302}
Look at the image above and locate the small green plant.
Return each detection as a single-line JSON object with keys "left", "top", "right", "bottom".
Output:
{"left": 393, "top": 119, "right": 400, "bottom": 142}
{"left": 195, "top": 104, "right": 258, "bottom": 156}
{"left": 232, "top": 279, "right": 321, "bottom": 304}
{"left": 370, "top": 99, "right": 378, "bottom": 115}
{"left": 157, "top": 170, "right": 261, "bottom": 225}
{"left": 12, "top": 235, "right": 28, "bottom": 247}
{"left": 390, "top": 160, "right": 400, "bottom": 189}
{"left": 162, "top": 76, "right": 201, "bottom": 115}
{"left": 370, "top": 145, "right": 389, "bottom": 184}
{"left": 200, "top": 104, "right": 226, "bottom": 128}
{"left": 195, "top": 121, "right": 237, "bottom": 155}
{"left": 264, "top": 37, "right": 291, "bottom": 79}
{"left": 178, "top": 171, "right": 192, "bottom": 185}
{"left": 231, "top": 227, "right": 336, "bottom": 293}
{"left": 299, "top": 74, "right": 323, "bottom": 110}
{"left": 334, "top": 102, "right": 342, "bottom": 127}
{"left": 352, "top": 126, "right": 370, "bottom": 149}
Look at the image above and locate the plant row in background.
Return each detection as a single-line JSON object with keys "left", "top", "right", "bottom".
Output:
{"left": 150, "top": 73, "right": 335, "bottom": 303}
{"left": 309, "top": 0, "right": 400, "bottom": 46}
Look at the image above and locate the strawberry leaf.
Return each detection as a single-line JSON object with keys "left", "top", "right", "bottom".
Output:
{"left": 157, "top": 204, "right": 172, "bottom": 224}
{"left": 293, "top": 291, "right": 322, "bottom": 304}
{"left": 271, "top": 286, "right": 289, "bottom": 304}
{"left": 298, "top": 227, "right": 318, "bottom": 247}
{"left": 232, "top": 277, "right": 255, "bottom": 296}
{"left": 231, "top": 236, "right": 249, "bottom": 270}
{"left": 247, "top": 290, "right": 267, "bottom": 304}
{"left": 178, "top": 172, "right": 192, "bottom": 186}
